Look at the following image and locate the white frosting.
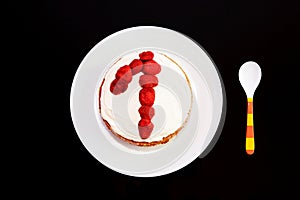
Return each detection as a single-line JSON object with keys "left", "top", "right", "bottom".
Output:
{"left": 99, "top": 50, "right": 192, "bottom": 144}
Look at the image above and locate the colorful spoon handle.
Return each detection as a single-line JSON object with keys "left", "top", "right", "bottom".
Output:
{"left": 246, "top": 98, "right": 255, "bottom": 155}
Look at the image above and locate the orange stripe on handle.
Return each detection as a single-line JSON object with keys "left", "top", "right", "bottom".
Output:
{"left": 246, "top": 126, "right": 254, "bottom": 137}
{"left": 246, "top": 98, "right": 254, "bottom": 155}
{"left": 247, "top": 101, "right": 253, "bottom": 114}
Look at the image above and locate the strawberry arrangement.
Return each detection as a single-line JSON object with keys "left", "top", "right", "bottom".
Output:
{"left": 109, "top": 51, "right": 161, "bottom": 139}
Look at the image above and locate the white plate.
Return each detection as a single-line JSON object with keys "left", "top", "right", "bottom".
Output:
{"left": 70, "top": 26, "right": 225, "bottom": 177}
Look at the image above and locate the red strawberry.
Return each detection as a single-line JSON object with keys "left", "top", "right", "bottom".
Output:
{"left": 138, "top": 119, "right": 154, "bottom": 139}
{"left": 138, "top": 106, "right": 155, "bottom": 119}
{"left": 129, "top": 59, "right": 143, "bottom": 75}
{"left": 139, "top": 74, "right": 158, "bottom": 88}
{"left": 139, "top": 51, "right": 154, "bottom": 61}
{"left": 139, "top": 87, "right": 155, "bottom": 106}
{"left": 142, "top": 60, "right": 161, "bottom": 75}
{"left": 109, "top": 78, "right": 128, "bottom": 95}
{"left": 115, "top": 65, "right": 132, "bottom": 83}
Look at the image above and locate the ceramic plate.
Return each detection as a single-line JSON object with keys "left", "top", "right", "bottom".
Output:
{"left": 70, "top": 26, "right": 225, "bottom": 177}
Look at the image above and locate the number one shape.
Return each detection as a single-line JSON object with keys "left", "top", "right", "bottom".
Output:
{"left": 239, "top": 61, "right": 261, "bottom": 155}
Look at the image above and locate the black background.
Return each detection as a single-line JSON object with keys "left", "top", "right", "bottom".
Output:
{"left": 10, "top": 0, "right": 299, "bottom": 198}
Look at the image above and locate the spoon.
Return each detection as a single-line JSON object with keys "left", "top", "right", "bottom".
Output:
{"left": 238, "top": 61, "right": 262, "bottom": 155}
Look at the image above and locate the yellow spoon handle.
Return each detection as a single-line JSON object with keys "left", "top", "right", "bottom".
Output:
{"left": 246, "top": 98, "right": 255, "bottom": 155}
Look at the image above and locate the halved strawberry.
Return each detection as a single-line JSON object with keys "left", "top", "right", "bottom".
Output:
{"left": 139, "top": 74, "right": 158, "bottom": 88}
{"left": 139, "top": 87, "right": 155, "bottom": 106}
{"left": 115, "top": 65, "right": 132, "bottom": 83}
{"left": 109, "top": 78, "right": 128, "bottom": 95}
{"left": 138, "top": 119, "right": 154, "bottom": 139}
{"left": 142, "top": 60, "right": 161, "bottom": 75}
{"left": 129, "top": 59, "right": 143, "bottom": 75}
{"left": 139, "top": 51, "right": 154, "bottom": 61}
{"left": 138, "top": 106, "right": 155, "bottom": 119}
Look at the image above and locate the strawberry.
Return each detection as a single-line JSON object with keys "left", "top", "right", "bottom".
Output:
{"left": 115, "top": 65, "right": 132, "bottom": 83}
{"left": 139, "top": 51, "right": 154, "bottom": 61}
{"left": 139, "top": 74, "right": 158, "bottom": 88}
{"left": 139, "top": 87, "right": 155, "bottom": 106}
{"left": 129, "top": 59, "right": 143, "bottom": 75}
{"left": 142, "top": 60, "right": 161, "bottom": 75}
{"left": 138, "top": 119, "right": 154, "bottom": 139}
{"left": 138, "top": 106, "right": 155, "bottom": 119}
{"left": 109, "top": 78, "right": 128, "bottom": 95}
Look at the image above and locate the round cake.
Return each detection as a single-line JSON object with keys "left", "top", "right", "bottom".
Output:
{"left": 98, "top": 50, "right": 193, "bottom": 146}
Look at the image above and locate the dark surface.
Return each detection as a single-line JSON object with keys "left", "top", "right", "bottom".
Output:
{"left": 11, "top": 0, "right": 299, "bottom": 198}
